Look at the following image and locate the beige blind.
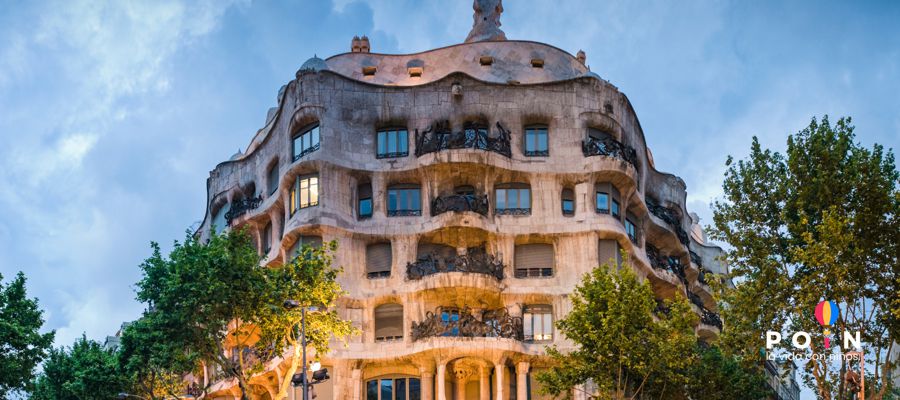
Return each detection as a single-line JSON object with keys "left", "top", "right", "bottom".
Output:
{"left": 374, "top": 303, "right": 404, "bottom": 338}
{"left": 598, "top": 239, "right": 621, "bottom": 268}
{"left": 366, "top": 243, "right": 392, "bottom": 273}
{"left": 515, "top": 244, "right": 554, "bottom": 270}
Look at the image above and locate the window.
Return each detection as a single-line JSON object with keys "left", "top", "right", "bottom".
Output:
{"left": 523, "top": 305, "right": 553, "bottom": 341}
{"left": 290, "top": 235, "right": 322, "bottom": 259}
{"left": 262, "top": 222, "right": 272, "bottom": 255}
{"left": 387, "top": 185, "right": 421, "bottom": 216}
{"left": 267, "top": 163, "right": 279, "bottom": 196}
{"left": 612, "top": 199, "right": 620, "bottom": 218}
{"left": 292, "top": 124, "right": 320, "bottom": 161}
{"left": 377, "top": 128, "right": 408, "bottom": 158}
{"left": 366, "top": 377, "right": 421, "bottom": 400}
{"left": 290, "top": 175, "right": 319, "bottom": 215}
{"left": 366, "top": 243, "right": 392, "bottom": 279}
{"left": 211, "top": 202, "right": 229, "bottom": 233}
{"left": 625, "top": 218, "right": 637, "bottom": 243}
{"left": 440, "top": 308, "right": 460, "bottom": 336}
{"left": 514, "top": 243, "right": 554, "bottom": 278}
{"left": 374, "top": 303, "right": 403, "bottom": 341}
{"left": 524, "top": 125, "right": 549, "bottom": 156}
{"left": 561, "top": 188, "right": 575, "bottom": 215}
{"left": 598, "top": 239, "right": 622, "bottom": 269}
{"left": 596, "top": 192, "right": 609, "bottom": 214}
{"left": 495, "top": 183, "right": 531, "bottom": 215}
{"left": 358, "top": 183, "right": 373, "bottom": 219}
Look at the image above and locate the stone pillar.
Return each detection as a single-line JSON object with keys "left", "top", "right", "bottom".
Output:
{"left": 479, "top": 364, "right": 491, "bottom": 400}
{"left": 421, "top": 368, "right": 435, "bottom": 400}
{"left": 436, "top": 362, "right": 447, "bottom": 400}
{"left": 516, "top": 362, "right": 530, "bottom": 400}
{"left": 454, "top": 376, "right": 467, "bottom": 400}
{"left": 351, "top": 369, "right": 363, "bottom": 400}
{"left": 494, "top": 362, "right": 505, "bottom": 400}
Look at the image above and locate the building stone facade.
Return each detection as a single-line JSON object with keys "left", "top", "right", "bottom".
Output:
{"left": 195, "top": 3, "right": 727, "bottom": 399}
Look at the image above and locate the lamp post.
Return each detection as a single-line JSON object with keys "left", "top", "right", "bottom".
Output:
{"left": 284, "top": 300, "right": 319, "bottom": 400}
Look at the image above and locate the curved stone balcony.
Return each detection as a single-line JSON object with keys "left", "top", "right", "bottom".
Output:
{"left": 406, "top": 251, "right": 505, "bottom": 281}
{"left": 411, "top": 306, "right": 523, "bottom": 341}
{"left": 414, "top": 120, "right": 512, "bottom": 158}
{"left": 645, "top": 197, "right": 690, "bottom": 248}
{"left": 431, "top": 193, "right": 489, "bottom": 217}
{"left": 582, "top": 135, "right": 638, "bottom": 170}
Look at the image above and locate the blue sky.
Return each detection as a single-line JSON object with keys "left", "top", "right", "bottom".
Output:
{"left": 0, "top": 1, "right": 897, "bottom": 397}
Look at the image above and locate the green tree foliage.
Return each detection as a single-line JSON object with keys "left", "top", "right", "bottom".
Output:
{"left": 710, "top": 116, "right": 899, "bottom": 399}
{"left": 0, "top": 271, "right": 55, "bottom": 397}
{"left": 535, "top": 264, "right": 699, "bottom": 399}
{"left": 118, "top": 315, "right": 193, "bottom": 400}
{"left": 684, "top": 345, "right": 769, "bottom": 400}
{"left": 31, "top": 336, "right": 126, "bottom": 400}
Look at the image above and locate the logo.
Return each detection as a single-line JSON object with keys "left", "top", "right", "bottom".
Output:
{"left": 814, "top": 300, "right": 839, "bottom": 349}
{"left": 764, "top": 300, "right": 861, "bottom": 358}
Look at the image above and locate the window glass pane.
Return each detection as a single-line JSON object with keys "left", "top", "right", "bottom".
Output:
{"left": 408, "top": 378, "right": 421, "bottom": 400}
{"left": 520, "top": 189, "right": 530, "bottom": 209}
{"left": 396, "top": 379, "right": 407, "bottom": 400}
{"left": 300, "top": 178, "right": 309, "bottom": 208}
{"left": 268, "top": 165, "right": 279, "bottom": 194}
{"left": 526, "top": 132, "right": 535, "bottom": 151}
{"left": 597, "top": 193, "right": 609, "bottom": 212}
{"left": 543, "top": 313, "right": 553, "bottom": 340}
{"left": 410, "top": 189, "right": 420, "bottom": 211}
{"left": 293, "top": 136, "right": 302, "bottom": 158}
{"left": 612, "top": 200, "right": 620, "bottom": 217}
{"left": 563, "top": 199, "right": 574, "bottom": 213}
{"left": 496, "top": 189, "right": 506, "bottom": 209}
{"left": 399, "top": 130, "right": 408, "bottom": 153}
{"left": 360, "top": 198, "right": 372, "bottom": 216}
{"left": 381, "top": 379, "right": 393, "bottom": 400}
{"left": 311, "top": 126, "right": 319, "bottom": 146}
{"left": 538, "top": 131, "right": 548, "bottom": 151}
{"left": 523, "top": 312, "right": 533, "bottom": 339}
{"left": 309, "top": 177, "right": 319, "bottom": 206}
{"left": 302, "top": 132, "right": 310, "bottom": 152}
{"left": 387, "top": 131, "right": 396, "bottom": 153}
{"left": 388, "top": 190, "right": 397, "bottom": 211}
{"left": 507, "top": 189, "right": 518, "bottom": 208}
{"left": 367, "top": 380, "right": 378, "bottom": 400}
{"left": 290, "top": 186, "right": 297, "bottom": 214}
{"left": 378, "top": 131, "right": 386, "bottom": 154}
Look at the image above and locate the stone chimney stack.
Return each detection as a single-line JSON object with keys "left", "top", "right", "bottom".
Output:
{"left": 351, "top": 35, "right": 361, "bottom": 52}
{"left": 576, "top": 50, "right": 586, "bottom": 64}
{"left": 359, "top": 35, "right": 370, "bottom": 53}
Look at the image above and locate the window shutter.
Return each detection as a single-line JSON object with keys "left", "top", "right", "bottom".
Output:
{"left": 374, "top": 303, "right": 404, "bottom": 339}
{"left": 416, "top": 243, "right": 456, "bottom": 260}
{"left": 598, "top": 239, "right": 621, "bottom": 268}
{"left": 515, "top": 244, "right": 554, "bottom": 270}
{"left": 358, "top": 183, "right": 372, "bottom": 199}
{"left": 366, "top": 243, "right": 392, "bottom": 273}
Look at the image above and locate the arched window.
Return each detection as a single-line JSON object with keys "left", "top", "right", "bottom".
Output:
{"left": 495, "top": 183, "right": 531, "bottom": 215}
{"left": 374, "top": 303, "right": 403, "bottom": 342}
{"left": 514, "top": 243, "right": 554, "bottom": 278}
{"left": 358, "top": 183, "right": 373, "bottom": 219}
{"left": 366, "top": 243, "right": 392, "bottom": 279}
{"left": 266, "top": 162, "right": 279, "bottom": 196}
{"left": 524, "top": 124, "right": 549, "bottom": 156}
{"left": 292, "top": 123, "right": 320, "bottom": 161}
{"left": 387, "top": 184, "right": 421, "bottom": 216}
{"left": 561, "top": 188, "right": 575, "bottom": 216}
{"left": 366, "top": 377, "right": 421, "bottom": 400}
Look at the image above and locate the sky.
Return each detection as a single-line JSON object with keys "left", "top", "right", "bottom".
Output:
{"left": 0, "top": 0, "right": 897, "bottom": 397}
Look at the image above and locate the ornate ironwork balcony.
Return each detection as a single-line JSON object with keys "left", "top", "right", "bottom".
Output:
{"left": 700, "top": 308, "right": 723, "bottom": 329}
{"left": 668, "top": 256, "right": 687, "bottom": 285}
{"left": 406, "top": 250, "right": 504, "bottom": 280}
{"left": 495, "top": 207, "right": 531, "bottom": 216}
{"left": 689, "top": 250, "right": 702, "bottom": 267}
{"left": 387, "top": 209, "right": 422, "bottom": 217}
{"left": 646, "top": 197, "right": 690, "bottom": 247}
{"left": 225, "top": 195, "right": 263, "bottom": 225}
{"left": 647, "top": 244, "right": 685, "bottom": 283}
{"left": 654, "top": 300, "right": 671, "bottom": 317}
{"left": 411, "top": 306, "right": 522, "bottom": 341}
{"left": 431, "top": 193, "right": 489, "bottom": 216}
{"left": 582, "top": 135, "right": 638, "bottom": 168}
{"left": 415, "top": 120, "right": 512, "bottom": 157}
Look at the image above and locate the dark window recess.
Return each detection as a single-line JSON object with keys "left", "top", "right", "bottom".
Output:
{"left": 625, "top": 218, "right": 638, "bottom": 243}
{"left": 358, "top": 183, "right": 373, "bottom": 219}
{"left": 515, "top": 243, "right": 554, "bottom": 278}
{"left": 376, "top": 129, "right": 409, "bottom": 158}
{"left": 612, "top": 199, "right": 620, "bottom": 218}
{"left": 366, "top": 378, "right": 421, "bottom": 400}
{"left": 362, "top": 66, "right": 377, "bottom": 76}
{"left": 262, "top": 222, "right": 272, "bottom": 255}
{"left": 524, "top": 125, "right": 549, "bottom": 156}
{"left": 561, "top": 188, "right": 575, "bottom": 215}
{"left": 387, "top": 185, "right": 422, "bottom": 216}
{"left": 495, "top": 184, "right": 531, "bottom": 215}
{"left": 479, "top": 56, "right": 494, "bottom": 66}
{"left": 267, "top": 163, "right": 279, "bottom": 195}
{"left": 366, "top": 243, "right": 392, "bottom": 279}
{"left": 290, "top": 235, "right": 323, "bottom": 259}
{"left": 531, "top": 58, "right": 544, "bottom": 68}
{"left": 596, "top": 192, "right": 609, "bottom": 214}
{"left": 292, "top": 124, "right": 320, "bottom": 161}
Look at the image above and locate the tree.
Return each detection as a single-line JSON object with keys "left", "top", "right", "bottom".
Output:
{"left": 255, "top": 240, "right": 357, "bottom": 400}
{"left": 685, "top": 345, "right": 769, "bottom": 400}
{"left": 0, "top": 271, "right": 55, "bottom": 397}
{"left": 118, "top": 315, "right": 194, "bottom": 400}
{"left": 134, "top": 229, "right": 267, "bottom": 400}
{"left": 31, "top": 335, "right": 126, "bottom": 400}
{"left": 710, "top": 116, "right": 899, "bottom": 399}
{"left": 536, "top": 263, "right": 698, "bottom": 399}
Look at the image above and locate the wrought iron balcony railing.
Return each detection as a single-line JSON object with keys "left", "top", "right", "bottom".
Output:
{"left": 700, "top": 308, "right": 723, "bottom": 329}
{"left": 415, "top": 121, "right": 512, "bottom": 157}
{"left": 495, "top": 207, "right": 531, "bottom": 216}
{"left": 646, "top": 197, "right": 690, "bottom": 247}
{"left": 582, "top": 135, "right": 639, "bottom": 168}
{"left": 411, "top": 306, "right": 522, "bottom": 341}
{"left": 406, "top": 250, "right": 504, "bottom": 280}
{"left": 431, "top": 193, "right": 489, "bottom": 216}
{"left": 646, "top": 245, "right": 687, "bottom": 284}
{"left": 386, "top": 209, "right": 422, "bottom": 217}
{"left": 225, "top": 195, "right": 263, "bottom": 225}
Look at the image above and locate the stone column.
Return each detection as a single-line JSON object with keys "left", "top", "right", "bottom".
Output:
{"left": 455, "top": 376, "right": 467, "bottom": 400}
{"left": 516, "top": 362, "right": 530, "bottom": 400}
{"left": 420, "top": 368, "right": 435, "bottom": 400}
{"left": 494, "top": 362, "right": 505, "bottom": 400}
{"left": 351, "top": 368, "right": 363, "bottom": 400}
{"left": 479, "top": 364, "right": 491, "bottom": 400}
{"left": 436, "top": 362, "right": 447, "bottom": 400}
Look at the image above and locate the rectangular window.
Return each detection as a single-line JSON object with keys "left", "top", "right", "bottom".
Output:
{"left": 612, "top": 199, "right": 620, "bottom": 218}
{"left": 262, "top": 222, "right": 272, "bottom": 255}
{"left": 514, "top": 244, "right": 554, "bottom": 278}
{"left": 441, "top": 309, "right": 460, "bottom": 336}
{"left": 625, "top": 218, "right": 637, "bottom": 243}
{"left": 380, "top": 379, "right": 393, "bottom": 400}
{"left": 524, "top": 126, "right": 549, "bottom": 156}
{"left": 294, "top": 175, "right": 319, "bottom": 212}
{"left": 358, "top": 183, "right": 373, "bottom": 219}
{"left": 367, "top": 380, "right": 378, "bottom": 400}
{"left": 562, "top": 188, "right": 575, "bottom": 216}
{"left": 495, "top": 185, "right": 531, "bottom": 214}
{"left": 387, "top": 186, "right": 421, "bottom": 216}
{"left": 377, "top": 129, "right": 409, "bottom": 158}
{"left": 267, "top": 163, "right": 279, "bottom": 195}
{"left": 596, "top": 192, "right": 609, "bottom": 214}
{"left": 523, "top": 305, "right": 553, "bottom": 341}
{"left": 292, "top": 124, "right": 320, "bottom": 161}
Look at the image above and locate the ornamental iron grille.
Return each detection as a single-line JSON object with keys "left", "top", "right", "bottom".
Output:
{"left": 406, "top": 247, "right": 504, "bottom": 280}
{"left": 414, "top": 120, "right": 512, "bottom": 157}
{"left": 645, "top": 197, "right": 691, "bottom": 247}
{"left": 225, "top": 195, "right": 263, "bottom": 225}
{"left": 495, "top": 207, "right": 531, "bottom": 216}
{"left": 689, "top": 250, "right": 703, "bottom": 268}
{"left": 582, "top": 134, "right": 639, "bottom": 168}
{"left": 654, "top": 299, "right": 671, "bottom": 317}
{"left": 431, "top": 193, "right": 489, "bottom": 216}
{"left": 667, "top": 256, "right": 687, "bottom": 285}
{"left": 687, "top": 291, "right": 723, "bottom": 329}
{"left": 410, "top": 306, "right": 523, "bottom": 341}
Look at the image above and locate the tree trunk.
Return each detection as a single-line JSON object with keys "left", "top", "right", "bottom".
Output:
{"left": 275, "top": 342, "right": 302, "bottom": 400}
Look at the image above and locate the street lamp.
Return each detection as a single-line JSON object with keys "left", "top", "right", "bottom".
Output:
{"left": 283, "top": 300, "right": 329, "bottom": 400}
